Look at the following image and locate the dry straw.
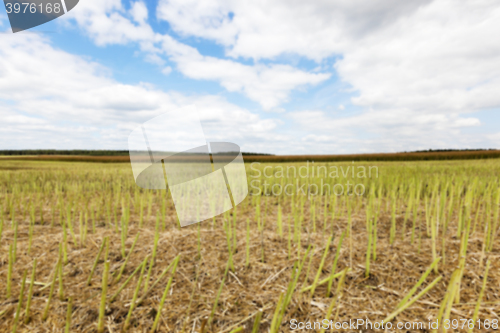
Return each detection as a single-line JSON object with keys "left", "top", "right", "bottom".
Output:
{"left": 1, "top": 159, "right": 500, "bottom": 332}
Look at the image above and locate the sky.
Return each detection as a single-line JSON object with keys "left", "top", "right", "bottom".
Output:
{"left": 1, "top": 0, "right": 499, "bottom": 155}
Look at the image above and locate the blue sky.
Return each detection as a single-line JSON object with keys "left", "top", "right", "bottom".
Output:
{"left": 1, "top": 0, "right": 499, "bottom": 154}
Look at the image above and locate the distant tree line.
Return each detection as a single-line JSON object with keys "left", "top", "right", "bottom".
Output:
{"left": 242, "top": 149, "right": 500, "bottom": 163}
{"left": 0, "top": 149, "right": 274, "bottom": 156}
{"left": 1, "top": 149, "right": 499, "bottom": 163}
{"left": 0, "top": 150, "right": 131, "bottom": 156}
{"left": 411, "top": 148, "right": 497, "bottom": 153}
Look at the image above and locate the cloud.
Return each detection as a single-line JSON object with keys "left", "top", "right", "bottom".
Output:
{"left": 130, "top": 1, "right": 148, "bottom": 24}
{"left": 156, "top": 0, "right": 500, "bottom": 115}
{"left": 156, "top": 0, "right": 432, "bottom": 61}
{"left": 289, "top": 109, "right": 481, "bottom": 153}
{"left": 62, "top": 0, "right": 330, "bottom": 109}
{"left": 336, "top": 0, "right": 500, "bottom": 115}
{"left": 156, "top": 0, "right": 500, "bottom": 150}
{"left": 0, "top": 32, "right": 278, "bottom": 151}
{"left": 161, "top": 66, "right": 172, "bottom": 75}
{"left": 172, "top": 56, "right": 330, "bottom": 109}
{"left": 4, "top": 0, "right": 500, "bottom": 153}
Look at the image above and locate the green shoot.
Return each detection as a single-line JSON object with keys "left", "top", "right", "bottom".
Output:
{"left": 151, "top": 255, "right": 180, "bottom": 332}
{"left": 24, "top": 258, "right": 37, "bottom": 324}
{"left": 310, "top": 236, "right": 333, "bottom": 297}
{"left": 12, "top": 270, "right": 27, "bottom": 333}
{"left": 65, "top": 297, "right": 73, "bottom": 333}
{"left": 113, "top": 232, "right": 140, "bottom": 285}
{"left": 42, "top": 256, "right": 60, "bottom": 321}
{"left": 87, "top": 237, "right": 107, "bottom": 286}
{"left": 122, "top": 258, "right": 147, "bottom": 332}
{"left": 97, "top": 261, "right": 110, "bottom": 333}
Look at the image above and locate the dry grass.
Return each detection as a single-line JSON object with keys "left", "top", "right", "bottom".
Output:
{"left": 1, "top": 200, "right": 499, "bottom": 332}
{"left": 1, "top": 159, "right": 500, "bottom": 332}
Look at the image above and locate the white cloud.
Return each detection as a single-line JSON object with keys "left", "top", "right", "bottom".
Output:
{"left": 62, "top": 0, "right": 330, "bottom": 109}
{"left": 172, "top": 56, "right": 329, "bottom": 109}
{"left": 336, "top": 1, "right": 500, "bottom": 115}
{"left": 156, "top": 0, "right": 238, "bottom": 46}
{"left": 4, "top": 0, "right": 500, "bottom": 153}
{"left": 64, "top": 0, "right": 155, "bottom": 46}
{"left": 156, "top": 0, "right": 432, "bottom": 61}
{"left": 154, "top": 0, "right": 500, "bottom": 150}
{"left": 289, "top": 109, "right": 481, "bottom": 152}
{"left": 0, "top": 32, "right": 279, "bottom": 151}
{"left": 155, "top": 0, "right": 500, "bottom": 115}
{"left": 161, "top": 66, "right": 172, "bottom": 75}
{"left": 130, "top": 1, "right": 148, "bottom": 24}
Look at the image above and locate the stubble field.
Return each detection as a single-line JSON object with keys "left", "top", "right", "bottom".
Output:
{"left": 0, "top": 159, "right": 499, "bottom": 332}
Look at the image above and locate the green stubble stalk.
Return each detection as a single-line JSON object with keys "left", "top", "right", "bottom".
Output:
{"left": 310, "top": 236, "right": 333, "bottom": 297}
{"left": 42, "top": 255, "right": 60, "bottom": 321}
{"left": 206, "top": 260, "right": 230, "bottom": 331}
{"left": 65, "top": 296, "right": 73, "bottom": 333}
{"left": 144, "top": 222, "right": 160, "bottom": 292}
{"left": 327, "top": 230, "right": 345, "bottom": 297}
{"left": 97, "top": 261, "right": 110, "bottom": 333}
{"left": 6, "top": 244, "right": 13, "bottom": 298}
{"left": 12, "top": 270, "right": 27, "bottom": 333}
{"left": 87, "top": 237, "right": 107, "bottom": 286}
{"left": 150, "top": 256, "right": 180, "bottom": 332}
{"left": 113, "top": 233, "right": 140, "bottom": 285}
{"left": 246, "top": 218, "right": 250, "bottom": 267}
{"left": 24, "top": 258, "right": 37, "bottom": 324}
{"left": 122, "top": 257, "right": 147, "bottom": 331}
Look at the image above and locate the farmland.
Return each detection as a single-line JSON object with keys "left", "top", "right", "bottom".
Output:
{"left": 1, "top": 148, "right": 500, "bottom": 164}
{"left": 0, "top": 158, "right": 499, "bottom": 332}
